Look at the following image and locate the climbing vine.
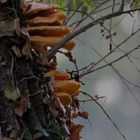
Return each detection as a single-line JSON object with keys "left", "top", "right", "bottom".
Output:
{"left": 0, "top": 0, "right": 140, "bottom": 140}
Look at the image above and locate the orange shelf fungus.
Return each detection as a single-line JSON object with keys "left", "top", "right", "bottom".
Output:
{"left": 53, "top": 80, "right": 81, "bottom": 96}
{"left": 44, "top": 70, "right": 71, "bottom": 80}
{"left": 26, "top": 12, "right": 67, "bottom": 26}
{"left": 72, "top": 90, "right": 80, "bottom": 96}
{"left": 55, "top": 72, "right": 70, "bottom": 80}
{"left": 46, "top": 12, "right": 67, "bottom": 21}
{"left": 25, "top": 3, "right": 59, "bottom": 17}
{"left": 26, "top": 2, "right": 75, "bottom": 53}
{"left": 28, "top": 26, "right": 72, "bottom": 36}
{"left": 30, "top": 36, "right": 76, "bottom": 52}
{"left": 54, "top": 92, "right": 72, "bottom": 106}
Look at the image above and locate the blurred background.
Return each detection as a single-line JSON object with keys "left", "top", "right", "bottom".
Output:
{"left": 56, "top": 6, "right": 140, "bottom": 140}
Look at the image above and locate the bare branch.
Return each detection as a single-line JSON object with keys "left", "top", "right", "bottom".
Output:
{"left": 47, "top": 7, "right": 140, "bottom": 61}
{"left": 72, "top": 0, "right": 110, "bottom": 29}
{"left": 69, "top": 1, "right": 120, "bottom": 27}
{"left": 64, "top": 2, "right": 83, "bottom": 25}
{"left": 80, "top": 91, "right": 127, "bottom": 140}
{"left": 89, "top": 28, "right": 140, "bottom": 71}
{"left": 77, "top": 38, "right": 140, "bottom": 106}
{"left": 127, "top": 55, "right": 140, "bottom": 73}
{"left": 111, "top": 66, "right": 140, "bottom": 107}
{"left": 80, "top": 45, "right": 140, "bottom": 77}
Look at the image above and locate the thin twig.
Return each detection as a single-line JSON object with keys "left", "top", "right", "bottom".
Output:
{"left": 80, "top": 45, "right": 140, "bottom": 77}
{"left": 108, "top": 0, "right": 116, "bottom": 49}
{"left": 73, "top": 0, "right": 110, "bottom": 29}
{"left": 64, "top": 2, "right": 83, "bottom": 25}
{"left": 69, "top": 0, "right": 110, "bottom": 27}
{"left": 80, "top": 91, "right": 127, "bottom": 140}
{"left": 76, "top": 38, "right": 140, "bottom": 106}
{"left": 110, "top": 66, "right": 140, "bottom": 107}
{"left": 79, "top": 96, "right": 106, "bottom": 103}
{"left": 80, "top": 28, "right": 140, "bottom": 75}
{"left": 127, "top": 55, "right": 140, "bottom": 73}
{"left": 115, "top": 48, "right": 140, "bottom": 62}
{"left": 47, "top": 5, "right": 140, "bottom": 61}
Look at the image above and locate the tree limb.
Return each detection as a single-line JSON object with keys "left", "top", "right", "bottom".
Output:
{"left": 47, "top": 6, "right": 140, "bottom": 61}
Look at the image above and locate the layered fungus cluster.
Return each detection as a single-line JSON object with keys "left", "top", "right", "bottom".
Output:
{"left": 0, "top": 1, "right": 88, "bottom": 140}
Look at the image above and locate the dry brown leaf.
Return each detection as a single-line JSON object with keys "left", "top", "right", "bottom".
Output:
{"left": 11, "top": 46, "right": 22, "bottom": 57}
{"left": 78, "top": 111, "right": 89, "bottom": 119}
{"left": 14, "top": 96, "right": 28, "bottom": 117}
{"left": 19, "top": 0, "right": 27, "bottom": 11}
{"left": 54, "top": 92, "right": 72, "bottom": 106}
{"left": 70, "top": 124, "right": 83, "bottom": 140}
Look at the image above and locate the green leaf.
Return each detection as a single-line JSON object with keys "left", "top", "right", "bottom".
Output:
{"left": 73, "top": 0, "right": 77, "bottom": 11}
{"left": 59, "top": 1, "right": 66, "bottom": 8}
{"left": 5, "top": 88, "right": 21, "bottom": 101}
{"left": 57, "top": 1, "right": 66, "bottom": 13}
{"left": 83, "top": 1, "right": 96, "bottom": 8}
